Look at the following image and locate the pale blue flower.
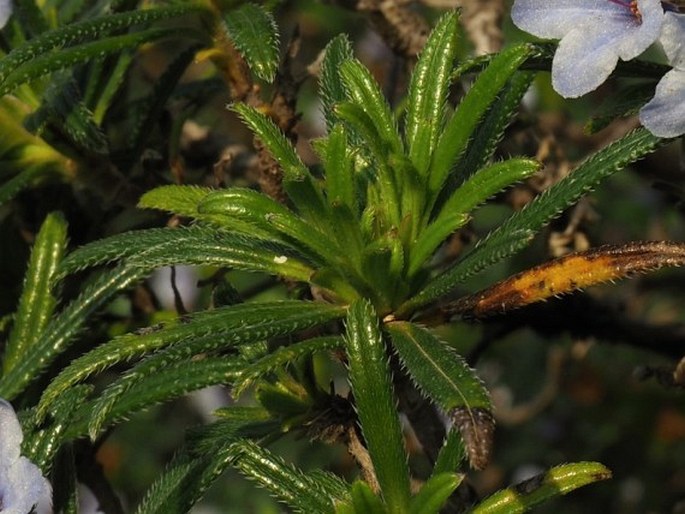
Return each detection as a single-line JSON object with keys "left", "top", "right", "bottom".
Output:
{"left": 0, "top": 399, "right": 52, "bottom": 514}
{"left": 0, "top": 0, "right": 12, "bottom": 29}
{"left": 639, "top": 11, "right": 685, "bottom": 137}
{"left": 512, "top": 0, "right": 666, "bottom": 97}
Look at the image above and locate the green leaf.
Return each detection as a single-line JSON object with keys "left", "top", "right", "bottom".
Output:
{"left": 3, "top": 212, "right": 67, "bottom": 374}
{"left": 428, "top": 44, "right": 533, "bottom": 200}
{"left": 187, "top": 408, "right": 277, "bottom": 454}
{"left": 230, "top": 103, "right": 309, "bottom": 181}
{"left": 0, "top": 264, "right": 146, "bottom": 400}
{"left": 401, "top": 128, "right": 665, "bottom": 314}
{"left": 222, "top": 3, "right": 279, "bottom": 82}
{"left": 234, "top": 336, "right": 344, "bottom": 396}
{"left": 0, "top": 166, "right": 45, "bottom": 208}
{"left": 0, "top": 28, "right": 186, "bottom": 96}
{"left": 91, "top": 52, "right": 136, "bottom": 124}
{"left": 344, "top": 300, "right": 410, "bottom": 513}
{"left": 449, "top": 72, "right": 535, "bottom": 189}
{"left": 22, "top": 385, "right": 93, "bottom": 472}
{"left": 13, "top": 0, "right": 50, "bottom": 36}
{"left": 0, "top": 5, "right": 205, "bottom": 86}
{"left": 318, "top": 123, "right": 358, "bottom": 214}
{"left": 227, "top": 439, "right": 347, "bottom": 513}
{"left": 87, "top": 356, "right": 244, "bottom": 439}
{"left": 123, "top": 44, "right": 204, "bottom": 170}
{"left": 333, "top": 101, "right": 401, "bottom": 227}
{"left": 58, "top": 225, "right": 314, "bottom": 282}
{"left": 138, "top": 185, "right": 216, "bottom": 218}
{"left": 409, "top": 472, "right": 462, "bottom": 514}
{"left": 337, "top": 481, "right": 387, "bottom": 514}
{"left": 197, "top": 188, "right": 340, "bottom": 265}
{"left": 387, "top": 322, "right": 493, "bottom": 470}
{"left": 404, "top": 11, "right": 459, "bottom": 175}
{"left": 133, "top": 448, "right": 234, "bottom": 514}
{"left": 410, "top": 158, "right": 540, "bottom": 275}
{"left": 27, "top": 74, "right": 108, "bottom": 155}
{"left": 340, "top": 59, "right": 403, "bottom": 156}
{"left": 37, "top": 301, "right": 346, "bottom": 420}
{"left": 320, "top": 34, "right": 354, "bottom": 130}
{"left": 470, "top": 462, "right": 612, "bottom": 514}
{"left": 432, "top": 429, "right": 466, "bottom": 476}
{"left": 230, "top": 103, "right": 329, "bottom": 227}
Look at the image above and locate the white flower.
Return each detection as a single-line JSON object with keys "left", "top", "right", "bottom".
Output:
{"left": 512, "top": 0, "right": 666, "bottom": 97}
{"left": 639, "top": 11, "right": 685, "bottom": 137}
{"left": 0, "top": 0, "right": 12, "bottom": 29}
{"left": 0, "top": 399, "right": 52, "bottom": 514}
{"left": 77, "top": 484, "right": 104, "bottom": 514}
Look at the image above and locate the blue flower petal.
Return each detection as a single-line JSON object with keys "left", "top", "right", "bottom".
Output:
{"left": 512, "top": 0, "right": 610, "bottom": 39}
{"left": 0, "top": 0, "right": 12, "bottom": 29}
{"left": 512, "top": 0, "right": 665, "bottom": 97}
{"left": 0, "top": 399, "right": 52, "bottom": 514}
{"left": 640, "top": 13, "right": 685, "bottom": 137}
{"left": 659, "top": 11, "right": 685, "bottom": 68}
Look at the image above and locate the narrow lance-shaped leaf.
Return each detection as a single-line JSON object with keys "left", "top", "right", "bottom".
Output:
{"left": 470, "top": 462, "right": 611, "bottom": 514}
{"left": 133, "top": 447, "right": 236, "bottom": 514}
{"left": 0, "top": 5, "right": 206, "bottom": 85}
{"left": 227, "top": 439, "right": 346, "bottom": 513}
{"left": 337, "top": 481, "right": 387, "bottom": 514}
{"left": 138, "top": 185, "right": 216, "bottom": 218}
{"left": 428, "top": 44, "right": 533, "bottom": 200}
{"left": 0, "top": 264, "right": 146, "bottom": 400}
{"left": 229, "top": 103, "right": 330, "bottom": 228}
{"left": 449, "top": 71, "right": 535, "bottom": 191}
{"left": 405, "top": 11, "right": 459, "bottom": 175}
{"left": 37, "top": 301, "right": 346, "bottom": 420}
{"left": 88, "top": 338, "right": 340, "bottom": 438}
{"left": 64, "top": 361, "right": 249, "bottom": 442}
{"left": 87, "top": 356, "right": 244, "bottom": 439}
{"left": 22, "top": 385, "right": 93, "bottom": 472}
{"left": 0, "top": 28, "right": 190, "bottom": 96}
{"left": 317, "top": 123, "right": 358, "bottom": 214}
{"left": 344, "top": 300, "right": 411, "bottom": 513}
{"left": 409, "top": 158, "right": 540, "bottom": 275}
{"left": 408, "top": 472, "right": 462, "bottom": 514}
{"left": 448, "top": 241, "right": 685, "bottom": 318}
{"left": 400, "top": 128, "right": 664, "bottom": 315}
{"left": 197, "top": 188, "right": 341, "bottom": 266}
{"left": 58, "top": 225, "right": 314, "bottom": 283}
{"left": 387, "top": 322, "right": 493, "bottom": 470}
{"left": 28, "top": 74, "right": 108, "bottom": 155}
{"left": 340, "top": 59, "right": 403, "bottom": 156}
{"left": 432, "top": 429, "right": 466, "bottom": 476}
{"left": 333, "top": 101, "right": 401, "bottom": 227}
{"left": 4, "top": 212, "right": 67, "bottom": 374}
{"left": 123, "top": 44, "right": 203, "bottom": 169}
{"left": 222, "top": 3, "right": 279, "bottom": 82}
{"left": 319, "top": 34, "right": 354, "bottom": 130}
{"left": 234, "top": 336, "right": 344, "bottom": 396}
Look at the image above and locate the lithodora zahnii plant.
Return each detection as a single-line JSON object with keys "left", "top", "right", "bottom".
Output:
{"left": 5, "top": 10, "right": 685, "bottom": 514}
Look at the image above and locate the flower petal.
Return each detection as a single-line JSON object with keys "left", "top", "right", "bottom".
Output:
{"left": 0, "top": 399, "right": 52, "bottom": 514}
{"left": 513, "top": 0, "right": 665, "bottom": 97}
{"left": 660, "top": 12, "right": 685, "bottom": 69}
{"left": 639, "top": 68, "right": 685, "bottom": 137}
{"left": 512, "top": 0, "right": 611, "bottom": 39}
{"left": 552, "top": 22, "right": 626, "bottom": 97}
{"left": 0, "top": 0, "right": 12, "bottom": 29}
{"left": 0, "top": 399, "right": 23, "bottom": 462}
{"left": 4, "top": 457, "right": 53, "bottom": 514}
